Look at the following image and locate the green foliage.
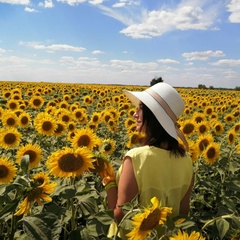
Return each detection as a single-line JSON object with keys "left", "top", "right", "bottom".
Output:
{"left": 150, "top": 77, "right": 164, "bottom": 86}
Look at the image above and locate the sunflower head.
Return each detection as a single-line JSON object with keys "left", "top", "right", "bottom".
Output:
{"left": 0, "top": 157, "right": 17, "bottom": 184}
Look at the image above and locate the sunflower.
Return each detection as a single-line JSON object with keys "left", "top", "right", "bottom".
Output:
{"left": 1, "top": 110, "right": 20, "bottom": 128}
{"left": 196, "top": 121, "right": 210, "bottom": 135}
{"left": 33, "top": 171, "right": 51, "bottom": 185}
{"left": 46, "top": 147, "right": 94, "bottom": 178}
{"left": 29, "top": 96, "right": 45, "bottom": 109}
{"left": 54, "top": 120, "right": 67, "bottom": 136}
{"left": 204, "top": 106, "right": 214, "bottom": 116}
{"left": 70, "top": 128, "right": 98, "bottom": 149}
{"left": 73, "top": 108, "right": 87, "bottom": 123}
{"left": 124, "top": 117, "right": 136, "bottom": 128}
{"left": 34, "top": 112, "right": 58, "bottom": 136}
{"left": 126, "top": 131, "right": 145, "bottom": 148}
{"left": 188, "top": 140, "right": 199, "bottom": 162}
{"left": 18, "top": 112, "right": 31, "bottom": 128}
{"left": 0, "top": 128, "right": 21, "bottom": 149}
{"left": 203, "top": 142, "right": 220, "bottom": 165}
{"left": 14, "top": 180, "right": 57, "bottom": 216}
{"left": 100, "top": 139, "right": 116, "bottom": 155}
{"left": 58, "top": 109, "right": 73, "bottom": 123}
{"left": 180, "top": 119, "right": 195, "bottom": 136}
{"left": 170, "top": 229, "right": 205, "bottom": 240}
{"left": 90, "top": 112, "right": 101, "bottom": 124}
{"left": 0, "top": 157, "right": 17, "bottom": 184}
{"left": 227, "top": 129, "right": 236, "bottom": 145}
{"left": 192, "top": 112, "right": 206, "bottom": 123}
{"left": 224, "top": 113, "right": 235, "bottom": 124}
{"left": 233, "top": 122, "right": 240, "bottom": 133}
{"left": 7, "top": 99, "right": 19, "bottom": 111}
{"left": 68, "top": 121, "right": 76, "bottom": 132}
{"left": 16, "top": 143, "right": 42, "bottom": 169}
{"left": 126, "top": 197, "right": 172, "bottom": 240}
{"left": 83, "top": 95, "right": 92, "bottom": 105}
{"left": 196, "top": 133, "right": 213, "bottom": 155}
{"left": 212, "top": 120, "right": 224, "bottom": 135}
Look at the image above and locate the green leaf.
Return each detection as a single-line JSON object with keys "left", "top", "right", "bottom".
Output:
{"left": 216, "top": 218, "right": 229, "bottom": 240}
{"left": 22, "top": 213, "right": 61, "bottom": 240}
{"left": 224, "top": 180, "right": 240, "bottom": 192}
{"left": 54, "top": 185, "right": 76, "bottom": 199}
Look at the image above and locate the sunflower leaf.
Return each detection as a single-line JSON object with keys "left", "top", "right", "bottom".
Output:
{"left": 22, "top": 212, "right": 61, "bottom": 240}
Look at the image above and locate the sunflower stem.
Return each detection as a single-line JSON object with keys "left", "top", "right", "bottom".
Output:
{"left": 9, "top": 213, "right": 16, "bottom": 240}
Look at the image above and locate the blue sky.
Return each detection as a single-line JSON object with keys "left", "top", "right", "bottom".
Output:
{"left": 0, "top": 0, "right": 239, "bottom": 88}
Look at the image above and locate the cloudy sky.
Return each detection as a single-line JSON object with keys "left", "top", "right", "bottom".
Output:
{"left": 0, "top": 0, "right": 239, "bottom": 88}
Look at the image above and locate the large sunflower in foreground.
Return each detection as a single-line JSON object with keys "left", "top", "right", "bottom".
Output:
{"left": 14, "top": 180, "right": 57, "bottom": 216}
{"left": 16, "top": 143, "right": 42, "bottom": 169}
{"left": 46, "top": 147, "right": 94, "bottom": 178}
{"left": 0, "top": 128, "right": 22, "bottom": 149}
{"left": 126, "top": 197, "right": 172, "bottom": 240}
{"left": 0, "top": 157, "right": 17, "bottom": 184}
{"left": 170, "top": 229, "right": 205, "bottom": 240}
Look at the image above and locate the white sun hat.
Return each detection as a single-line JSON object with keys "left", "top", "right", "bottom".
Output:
{"left": 123, "top": 82, "right": 188, "bottom": 150}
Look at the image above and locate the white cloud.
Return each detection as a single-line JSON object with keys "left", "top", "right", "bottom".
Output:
{"left": 24, "top": 7, "right": 38, "bottom": 12}
{"left": 0, "top": 48, "right": 6, "bottom": 54}
{"left": 110, "top": 59, "right": 158, "bottom": 70}
{"left": 92, "top": 50, "right": 104, "bottom": 54}
{"left": 0, "top": 0, "right": 29, "bottom": 4}
{"left": 19, "top": 42, "right": 86, "bottom": 52}
{"left": 39, "top": 0, "right": 54, "bottom": 8}
{"left": 56, "top": 0, "right": 104, "bottom": 6}
{"left": 119, "top": 1, "right": 219, "bottom": 38}
{"left": 227, "top": 0, "right": 240, "bottom": 23}
{"left": 182, "top": 50, "right": 225, "bottom": 61}
{"left": 211, "top": 59, "right": 240, "bottom": 67}
{"left": 157, "top": 59, "right": 180, "bottom": 64}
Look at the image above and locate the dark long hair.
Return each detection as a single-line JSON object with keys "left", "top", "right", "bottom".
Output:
{"left": 140, "top": 102, "right": 186, "bottom": 157}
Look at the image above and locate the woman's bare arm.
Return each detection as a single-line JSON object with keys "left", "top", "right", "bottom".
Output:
{"left": 106, "top": 156, "right": 138, "bottom": 223}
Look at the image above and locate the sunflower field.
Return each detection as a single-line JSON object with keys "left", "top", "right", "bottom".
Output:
{"left": 0, "top": 81, "right": 239, "bottom": 240}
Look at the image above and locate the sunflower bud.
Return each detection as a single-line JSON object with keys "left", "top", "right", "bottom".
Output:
{"left": 20, "top": 155, "right": 30, "bottom": 173}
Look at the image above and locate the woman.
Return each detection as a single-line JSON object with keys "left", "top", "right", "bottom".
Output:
{"left": 100, "top": 82, "right": 194, "bottom": 237}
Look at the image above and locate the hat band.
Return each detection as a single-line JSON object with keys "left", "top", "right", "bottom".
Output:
{"left": 145, "top": 88, "right": 189, "bottom": 151}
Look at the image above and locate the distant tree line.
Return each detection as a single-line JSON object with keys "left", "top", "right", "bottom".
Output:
{"left": 150, "top": 77, "right": 240, "bottom": 90}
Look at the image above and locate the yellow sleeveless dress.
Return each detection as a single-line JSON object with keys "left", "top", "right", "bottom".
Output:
{"left": 108, "top": 145, "right": 193, "bottom": 239}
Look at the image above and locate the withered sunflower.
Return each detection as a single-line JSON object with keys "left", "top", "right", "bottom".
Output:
{"left": 46, "top": 147, "right": 94, "bottom": 178}
{"left": 0, "top": 157, "right": 17, "bottom": 184}
{"left": 16, "top": 143, "right": 42, "bottom": 169}
{"left": 0, "top": 128, "right": 21, "bottom": 149}
{"left": 126, "top": 197, "right": 172, "bottom": 240}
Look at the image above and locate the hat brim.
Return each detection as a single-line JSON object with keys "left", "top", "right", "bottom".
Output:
{"left": 123, "top": 90, "right": 178, "bottom": 141}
